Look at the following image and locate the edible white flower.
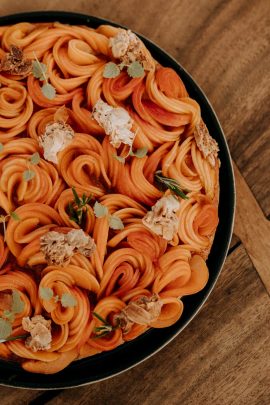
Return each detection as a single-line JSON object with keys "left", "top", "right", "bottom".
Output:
{"left": 39, "top": 122, "right": 74, "bottom": 164}
{"left": 142, "top": 195, "right": 180, "bottom": 241}
{"left": 92, "top": 99, "right": 135, "bottom": 148}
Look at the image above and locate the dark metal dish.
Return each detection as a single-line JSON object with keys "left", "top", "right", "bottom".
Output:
{"left": 0, "top": 11, "right": 235, "bottom": 389}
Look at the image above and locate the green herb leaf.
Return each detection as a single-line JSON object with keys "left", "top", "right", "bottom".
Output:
{"left": 0, "top": 143, "right": 3, "bottom": 153}
{"left": 127, "top": 61, "right": 144, "bottom": 78}
{"left": 154, "top": 170, "right": 189, "bottom": 200}
{"left": 103, "top": 62, "right": 121, "bottom": 78}
{"left": 129, "top": 147, "right": 148, "bottom": 158}
{"left": 10, "top": 211, "right": 20, "bottom": 221}
{"left": 0, "top": 334, "right": 28, "bottom": 344}
{"left": 39, "top": 287, "right": 54, "bottom": 301}
{"left": 68, "top": 189, "right": 92, "bottom": 225}
{"left": 61, "top": 293, "right": 77, "bottom": 308}
{"left": 41, "top": 83, "right": 56, "bottom": 100}
{"left": 11, "top": 290, "right": 24, "bottom": 314}
{"left": 72, "top": 187, "right": 81, "bottom": 207}
{"left": 30, "top": 152, "right": 41, "bottom": 165}
{"left": 23, "top": 169, "right": 35, "bottom": 182}
{"left": 92, "top": 312, "right": 108, "bottom": 325}
{"left": 109, "top": 215, "right": 124, "bottom": 230}
{"left": 93, "top": 201, "right": 108, "bottom": 218}
{"left": 0, "top": 318, "right": 12, "bottom": 340}
{"left": 32, "top": 60, "right": 47, "bottom": 80}
{"left": 113, "top": 154, "right": 126, "bottom": 164}
{"left": 3, "top": 310, "right": 15, "bottom": 323}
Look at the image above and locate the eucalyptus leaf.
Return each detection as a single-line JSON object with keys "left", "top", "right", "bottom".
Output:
{"left": 129, "top": 147, "right": 148, "bottom": 158}
{"left": 127, "top": 61, "right": 144, "bottom": 78}
{"left": 0, "top": 318, "right": 12, "bottom": 340}
{"left": 103, "top": 62, "right": 121, "bottom": 78}
{"left": 93, "top": 201, "right": 108, "bottom": 218}
{"left": 113, "top": 154, "right": 125, "bottom": 164}
{"left": 61, "top": 293, "right": 77, "bottom": 308}
{"left": 32, "top": 60, "right": 47, "bottom": 80}
{"left": 42, "top": 83, "right": 56, "bottom": 100}
{"left": 11, "top": 290, "right": 24, "bottom": 314}
{"left": 109, "top": 215, "right": 124, "bottom": 230}
{"left": 23, "top": 169, "right": 35, "bottom": 182}
{"left": 3, "top": 310, "right": 15, "bottom": 323}
{"left": 30, "top": 152, "right": 41, "bottom": 165}
{"left": 39, "top": 286, "right": 54, "bottom": 301}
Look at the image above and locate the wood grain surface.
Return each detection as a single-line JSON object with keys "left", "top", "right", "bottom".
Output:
{"left": 0, "top": 0, "right": 269, "bottom": 404}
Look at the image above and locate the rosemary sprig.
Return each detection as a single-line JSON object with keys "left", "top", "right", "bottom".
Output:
{"left": 0, "top": 334, "right": 29, "bottom": 344}
{"left": 67, "top": 187, "right": 92, "bottom": 225}
{"left": 92, "top": 312, "right": 120, "bottom": 338}
{"left": 154, "top": 170, "right": 189, "bottom": 200}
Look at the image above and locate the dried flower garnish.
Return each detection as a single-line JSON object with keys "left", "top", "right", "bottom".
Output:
{"left": 39, "top": 121, "right": 74, "bottom": 164}
{"left": 92, "top": 99, "right": 135, "bottom": 149}
{"left": 194, "top": 120, "right": 219, "bottom": 167}
{"left": 68, "top": 187, "right": 92, "bottom": 225}
{"left": 154, "top": 171, "right": 189, "bottom": 200}
{"left": 142, "top": 195, "right": 180, "bottom": 241}
{"left": 93, "top": 201, "right": 124, "bottom": 230}
{"left": 40, "top": 229, "right": 96, "bottom": 265}
{"left": 109, "top": 29, "right": 152, "bottom": 71}
{"left": 114, "top": 294, "right": 163, "bottom": 334}
{"left": 22, "top": 315, "right": 52, "bottom": 352}
{"left": 32, "top": 52, "right": 56, "bottom": 100}
{"left": 92, "top": 312, "right": 120, "bottom": 338}
{"left": 0, "top": 45, "right": 32, "bottom": 75}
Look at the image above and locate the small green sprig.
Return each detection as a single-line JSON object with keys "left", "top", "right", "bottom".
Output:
{"left": 0, "top": 334, "right": 29, "bottom": 344}
{"left": 32, "top": 52, "right": 56, "bottom": 100}
{"left": 67, "top": 187, "right": 92, "bottom": 226}
{"left": 22, "top": 152, "right": 41, "bottom": 182}
{"left": 103, "top": 60, "right": 144, "bottom": 79}
{"left": 113, "top": 146, "right": 148, "bottom": 164}
{"left": 92, "top": 312, "right": 120, "bottom": 338}
{"left": 154, "top": 171, "right": 189, "bottom": 200}
{"left": 93, "top": 202, "right": 124, "bottom": 230}
{"left": 39, "top": 287, "right": 77, "bottom": 308}
{"left": 0, "top": 290, "right": 25, "bottom": 342}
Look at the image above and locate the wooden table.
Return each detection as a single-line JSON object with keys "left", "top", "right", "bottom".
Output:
{"left": 1, "top": 0, "right": 269, "bottom": 404}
